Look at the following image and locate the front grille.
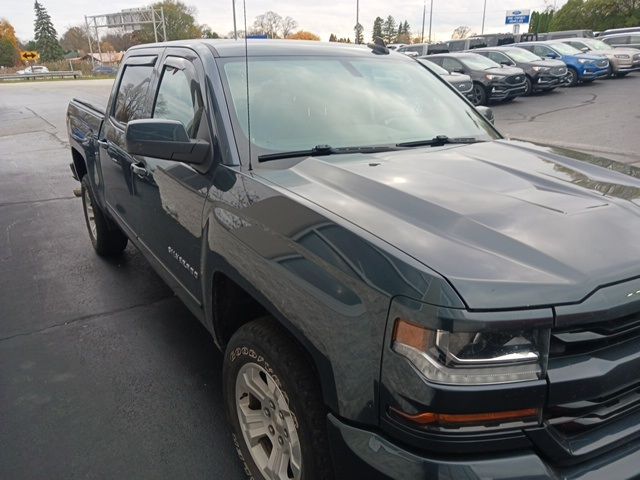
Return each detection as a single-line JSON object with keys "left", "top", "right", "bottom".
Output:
{"left": 547, "top": 382, "right": 640, "bottom": 437}
{"left": 505, "top": 74, "right": 525, "bottom": 85}
{"left": 550, "top": 312, "right": 640, "bottom": 357}
{"left": 596, "top": 59, "right": 609, "bottom": 68}
{"left": 550, "top": 66, "right": 567, "bottom": 76}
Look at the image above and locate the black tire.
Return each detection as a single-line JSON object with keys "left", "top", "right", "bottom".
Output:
{"left": 617, "top": 72, "right": 628, "bottom": 78}
{"left": 524, "top": 76, "right": 533, "bottom": 96}
{"left": 565, "top": 67, "right": 579, "bottom": 87}
{"left": 224, "top": 318, "right": 333, "bottom": 480}
{"left": 470, "top": 82, "right": 487, "bottom": 106}
{"left": 80, "top": 175, "right": 128, "bottom": 256}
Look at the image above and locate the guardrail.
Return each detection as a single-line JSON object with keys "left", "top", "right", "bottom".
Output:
{"left": 0, "top": 71, "right": 83, "bottom": 81}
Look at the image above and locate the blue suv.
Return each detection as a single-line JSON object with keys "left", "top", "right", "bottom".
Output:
{"left": 517, "top": 41, "right": 610, "bottom": 86}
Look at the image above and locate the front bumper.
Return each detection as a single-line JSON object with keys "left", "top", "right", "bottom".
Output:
{"left": 327, "top": 414, "right": 640, "bottom": 480}
{"left": 489, "top": 83, "right": 527, "bottom": 100}
{"left": 533, "top": 74, "right": 564, "bottom": 90}
{"left": 577, "top": 66, "right": 609, "bottom": 80}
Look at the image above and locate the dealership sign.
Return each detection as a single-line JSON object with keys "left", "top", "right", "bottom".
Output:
{"left": 505, "top": 9, "right": 531, "bottom": 24}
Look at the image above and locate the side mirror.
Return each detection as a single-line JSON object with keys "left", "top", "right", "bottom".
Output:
{"left": 125, "top": 119, "right": 209, "bottom": 165}
{"left": 580, "top": 47, "right": 589, "bottom": 52}
{"left": 546, "top": 53, "right": 558, "bottom": 59}
{"left": 476, "top": 105, "right": 495, "bottom": 125}
{"left": 452, "top": 68, "right": 465, "bottom": 74}
{"left": 500, "top": 60, "right": 514, "bottom": 66}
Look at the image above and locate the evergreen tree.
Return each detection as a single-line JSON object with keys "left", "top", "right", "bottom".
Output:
{"left": 329, "top": 33, "right": 337, "bottom": 42}
{"left": 381, "top": 16, "right": 397, "bottom": 44}
{"left": 354, "top": 23, "right": 364, "bottom": 44}
{"left": 372, "top": 17, "right": 383, "bottom": 41}
{"left": 33, "top": 1, "right": 63, "bottom": 61}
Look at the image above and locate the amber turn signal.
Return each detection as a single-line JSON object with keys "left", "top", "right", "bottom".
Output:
{"left": 392, "top": 318, "right": 431, "bottom": 351}
{"left": 390, "top": 406, "right": 540, "bottom": 427}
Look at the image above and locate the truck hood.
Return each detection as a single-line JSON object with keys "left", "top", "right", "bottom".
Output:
{"left": 257, "top": 140, "right": 640, "bottom": 310}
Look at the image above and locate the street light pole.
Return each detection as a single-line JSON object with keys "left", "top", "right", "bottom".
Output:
{"left": 481, "top": 0, "right": 487, "bottom": 35}
{"left": 356, "top": 0, "right": 359, "bottom": 44}
{"left": 428, "top": 0, "right": 434, "bottom": 43}
{"left": 421, "top": 1, "right": 426, "bottom": 43}
{"left": 232, "top": 0, "right": 238, "bottom": 39}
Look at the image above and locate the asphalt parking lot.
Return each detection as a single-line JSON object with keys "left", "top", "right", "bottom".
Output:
{"left": 0, "top": 73, "right": 638, "bottom": 479}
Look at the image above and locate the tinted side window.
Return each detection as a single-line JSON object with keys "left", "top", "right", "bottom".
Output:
{"left": 441, "top": 58, "right": 463, "bottom": 72}
{"left": 153, "top": 65, "right": 204, "bottom": 138}
{"left": 607, "top": 36, "right": 629, "bottom": 45}
{"left": 630, "top": 35, "right": 640, "bottom": 43}
{"left": 487, "top": 52, "right": 507, "bottom": 64}
{"left": 447, "top": 40, "right": 466, "bottom": 52}
{"left": 113, "top": 65, "right": 153, "bottom": 124}
{"left": 533, "top": 45, "right": 550, "bottom": 57}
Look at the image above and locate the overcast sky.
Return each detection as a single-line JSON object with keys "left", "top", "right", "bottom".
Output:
{"left": 6, "top": 0, "right": 566, "bottom": 44}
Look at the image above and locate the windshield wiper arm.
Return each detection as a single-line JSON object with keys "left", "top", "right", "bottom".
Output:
{"left": 396, "top": 135, "right": 482, "bottom": 148}
{"left": 258, "top": 144, "right": 402, "bottom": 162}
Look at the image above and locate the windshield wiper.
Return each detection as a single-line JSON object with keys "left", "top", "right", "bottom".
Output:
{"left": 396, "top": 135, "right": 483, "bottom": 148}
{"left": 258, "top": 144, "right": 402, "bottom": 162}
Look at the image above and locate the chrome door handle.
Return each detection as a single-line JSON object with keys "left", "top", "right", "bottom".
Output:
{"left": 97, "top": 138, "right": 109, "bottom": 147}
{"left": 131, "top": 163, "right": 148, "bottom": 178}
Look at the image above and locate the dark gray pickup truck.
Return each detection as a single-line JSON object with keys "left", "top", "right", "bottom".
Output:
{"left": 67, "top": 40, "right": 640, "bottom": 480}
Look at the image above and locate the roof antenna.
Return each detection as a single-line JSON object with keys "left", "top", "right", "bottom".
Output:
{"left": 243, "top": 0, "right": 252, "bottom": 171}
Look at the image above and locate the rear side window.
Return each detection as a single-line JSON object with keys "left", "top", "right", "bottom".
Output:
{"left": 113, "top": 65, "right": 153, "bottom": 123}
{"left": 153, "top": 65, "right": 204, "bottom": 138}
{"left": 606, "top": 36, "right": 629, "bottom": 45}
{"left": 441, "top": 57, "right": 463, "bottom": 72}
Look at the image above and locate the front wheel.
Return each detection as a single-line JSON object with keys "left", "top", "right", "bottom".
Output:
{"left": 470, "top": 83, "right": 487, "bottom": 106}
{"left": 81, "top": 175, "right": 128, "bottom": 256}
{"left": 224, "top": 318, "right": 333, "bottom": 480}
{"left": 565, "top": 68, "right": 578, "bottom": 87}
{"left": 524, "top": 76, "right": 533, "bottom": 96}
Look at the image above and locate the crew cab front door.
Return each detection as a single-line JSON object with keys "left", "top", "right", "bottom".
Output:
{"left": 130, "top": 52, "right": 212, "bottom": 305}
{"left": 99, "top": 56, "right": 156, "bottom": 235}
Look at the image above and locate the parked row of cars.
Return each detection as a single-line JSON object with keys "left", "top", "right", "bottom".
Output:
{"left": 406, "top": 36, "right": 640, "bottom": 105}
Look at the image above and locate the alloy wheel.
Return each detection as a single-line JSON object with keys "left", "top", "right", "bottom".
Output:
{"left": 235, "top": 363, "right": 302, "bottom": 480}
{"left": 83, "top": 187, "right": 97, "bottom": 240}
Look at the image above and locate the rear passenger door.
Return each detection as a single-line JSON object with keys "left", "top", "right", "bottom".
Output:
{"left": 100, "top": 55, "right": 156, "bottom": 234}
{"left": 132, "top": 50, "right": 212, "bottom": 304}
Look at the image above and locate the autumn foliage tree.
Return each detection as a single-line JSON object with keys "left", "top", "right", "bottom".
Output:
{"left": 0, "top": 18, "right": 20, "bottom": 66}
{"left": 286, "top": 31, "right": 321, "bottom": 41}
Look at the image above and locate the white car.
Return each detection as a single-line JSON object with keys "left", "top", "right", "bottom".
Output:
{"left": 17, "top": 65, "right": 50, "bottom": 75}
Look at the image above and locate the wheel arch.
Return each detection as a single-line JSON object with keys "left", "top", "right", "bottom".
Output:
{"left": 208, "top": 267, "right": 340, "bottom": 415}
{"left": 71, "top": 147, "right": 87, "bottom": 180}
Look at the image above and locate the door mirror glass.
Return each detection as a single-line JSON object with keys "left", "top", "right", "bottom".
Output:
{"left": 476, "top": 106, "right": 495, "bottom": 125}
{"left": 500, "top": 60, "right": 513, "bottom": 66}
{"left": 125, "top": 119, "right": 209, "bottom": 164}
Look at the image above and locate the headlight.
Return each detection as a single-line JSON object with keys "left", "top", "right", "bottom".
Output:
{"left": 578, "top": 58, "right": 590, "bottom": 64}
{"left": 392, "top": 318, "right": 550, "bottom": 385}
{"left": 615, "top": 54, "right": 630, "bottom": 59}
{"left": 531, "top": 66, "right": 549, "bottom": 72}
{"left": 485, "top": 74, "right": 504, "bottom": 80}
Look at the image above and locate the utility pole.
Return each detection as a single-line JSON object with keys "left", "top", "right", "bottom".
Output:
{"left": 481, "top": 0, "right": 487, "bottom": 35}
{"left": 356, "top": 0, "right": 360, "bottom": 44}
{"left": 232, "top": 0, "right": 238, "bottom": 39}
{"left": 421, "top": 1, "right": 426, "bottom": 43}
{"left": 428, "top": 0, "right": 434, "bottom": 42}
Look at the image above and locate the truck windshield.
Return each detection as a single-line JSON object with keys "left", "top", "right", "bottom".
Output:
{"left": 219, "top": 55, "right": 499, "bottom": 160}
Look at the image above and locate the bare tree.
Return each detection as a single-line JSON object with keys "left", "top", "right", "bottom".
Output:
{"left": 451, "top": 25, "right": 472, "bottom": 39}
{"left": 253, "top": 11, "right": 283, "bottom": 38}
{"left": 281, "top": 16, "right": 298, "bottom": 38}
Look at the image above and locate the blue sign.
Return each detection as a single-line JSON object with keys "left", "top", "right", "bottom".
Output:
{"left": 505, "top": 9, "right": 531, "bottom": 24}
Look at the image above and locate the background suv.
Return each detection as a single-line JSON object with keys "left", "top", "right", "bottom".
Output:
{"left": 418, "top": 58, "right": 474, "bottom": 101}
{"left": 427, "top": 52, "right": 527, "bottom": 105}
{"left": 600, "top": 32, "right": 640, "bottom": 50}
{"left": 473, "top": 46, "right": 568, "bottom": 95}
{"left": 517, "top": 41, "right": 610, "bottom": 86}
{"left": 557, "top": 37, "right": 640, "bottom": 77}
